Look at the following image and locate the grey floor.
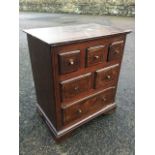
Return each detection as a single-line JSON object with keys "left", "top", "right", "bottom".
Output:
{"left": 19, "top": 12, "right": 135, "bottom": 155}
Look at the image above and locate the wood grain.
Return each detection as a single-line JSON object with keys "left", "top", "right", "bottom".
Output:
{"left": 24, "top": 23, "right": 131, "bottom": 46}
{"left": 25, "top": 24, "right": 131, "bottom": 141}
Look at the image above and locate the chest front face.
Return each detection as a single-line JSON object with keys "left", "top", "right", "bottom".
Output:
{"left": 25, "top": 24, "right": 131, "bottom": 140}
{"left": 52, "top": 34, "right": 126, "bottom": 129}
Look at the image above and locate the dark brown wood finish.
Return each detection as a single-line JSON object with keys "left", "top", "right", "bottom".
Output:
{"left": 95, "top": 64, "right": 120, "bottom": 89}
{"left": 108, "top": 40, "right": 124, "bottom": 62}
{"left": 27, "top": 35, "right": 56, "bottom": 126}
{"left": 62, "top": 87, "right": 116, "bottom": 125}
{"left": 54, "top": 34, "right": 125, "bottom": 81}
{"left": 86, "top": 45, "right": 107, "bottom": 67}
{"left": 24, "top": 23, "right": 131, "bottom": 141}
{"left": 24, "top": 23, "right": 131, "bottom": 46}
{"left": 60, "top": 73, "right": 93, "bottom": 102}
{"left": 58, "top": 50, "right": 80, "bottom": 74}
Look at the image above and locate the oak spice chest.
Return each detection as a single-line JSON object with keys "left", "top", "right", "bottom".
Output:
{"left": 24, "top": 23, "right": 131, "bottom": 141}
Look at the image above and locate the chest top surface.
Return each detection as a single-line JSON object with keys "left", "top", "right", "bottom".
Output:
{"left": 24, "top": 23, "right": 131, "bottom": 46}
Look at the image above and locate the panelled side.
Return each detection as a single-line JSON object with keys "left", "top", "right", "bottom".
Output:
{"left": 27, "top": 35, "right": 56, "bottom": 127}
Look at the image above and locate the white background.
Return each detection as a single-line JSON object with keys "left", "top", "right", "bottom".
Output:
{"left": 135, "top": 0, "right": 155, "bottom": 154}
{"left": 0, "top": 0, "right": 155, "bottom": 154}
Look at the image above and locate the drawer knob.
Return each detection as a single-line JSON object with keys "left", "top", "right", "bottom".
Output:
{"left": 106, "top": 75, "right": 111, "bottom": 80}
{"left": 74, "top": 86, "right": 79, "bottom": 91}
{"left": 102, "top": 97, "right": 107, "bottom": 101}
{"left": 77, "top": 109, "right": 82, "bottom": 114}
{"left": 69, "top": 59, "right": 74, "bottom": 65}
{"left": 94, "top": 55, "right": 99, "bottom": 59}
{"left": 114, "top": 50, "right": 119, "bottom": 54}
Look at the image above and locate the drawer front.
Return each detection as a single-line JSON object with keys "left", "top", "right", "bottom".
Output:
{"left": 58, "top": 50, "right": 80, "bottom": 74}
{"left": 62, "top": 87, "right": 116, "bottom": 125}
{"left": 95, "top": 64, "right": 119, "bottom": 89}
{"left": 60, "top": 73, "right": 92, "bottom": 102}
{"left": 86, "top": 45, "right": 107, "bottom": 67}
{"left": 108, "top": 40, "right": 124, "bottom": 62}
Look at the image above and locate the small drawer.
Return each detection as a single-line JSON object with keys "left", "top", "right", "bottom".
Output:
{"left": 60, "top": 73, "right": 92, "bottom": 102}
{"left": 86, "top": 45, "right": 107, "bottom": 67}
{"left": 108, "top": 40, "right": 124, "bottom": 62}
{"left": 95, "top": 64, "right": 119, "bottom": 89}
{"left": 62, "top": 87, "right": 116, "bottom": 125}
{"left": 58, "top": 50, "right": 80, "bottom": 74}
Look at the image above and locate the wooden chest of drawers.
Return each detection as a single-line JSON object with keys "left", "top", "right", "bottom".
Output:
{"left": 24, "top": 23, "right": 131, "bottom": 141}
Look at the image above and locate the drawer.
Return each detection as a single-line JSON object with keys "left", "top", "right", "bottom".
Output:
{"left": 95, "top": 64, "right": 119, "bottom": 89}
{"left": 62, "top": 87, "right": 116, "bottom": 125}
{"left": 108, "top": 40, "right": 124, "bottom": 62}
{"left": 86, "top": 45, "right": 107, "bottom": 67}
{"left": 58, "top": 50, "right": 80, "bottom": 74}
{"left": 60, "top": 73, "right": 92, "bottom": 102}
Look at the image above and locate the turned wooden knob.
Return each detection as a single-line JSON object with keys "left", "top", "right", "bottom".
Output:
{"left": 106, "top": 75, "right": 111, "bottom": 80}
{"left": 74, "top": 86, "right": 79, "bottom": 91}
{"left": 69, "top": 59, "right": 74, "bottom": 65}
{"left": 77, "top": 109, "right": 82, "bottom": 114}
{"left": 102, "top": 97, "right": 106, "bottom": 101}
{"left": 94, "top": 55, "right": 99, "bottom": 59}
{"left": 114, "top": 49, "right": 119, "bottom": 54}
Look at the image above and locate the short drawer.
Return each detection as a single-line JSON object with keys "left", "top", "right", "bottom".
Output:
{"left": 60, "top": 73, "right": 92, "bottom": 102}
{"left": 58, "top": 50, "right": 80, "bottom": 74}
{"left": 108, "top": 40, "right": 124, "bottom": 62}
{"left": 86, "top": 45, "right": 107, "bottom": 67}
{"left": 62, "top": 87, "right": 116, "bottom": 125}
{"left": 95, "top": 64, "right": 119, "bottom": 89}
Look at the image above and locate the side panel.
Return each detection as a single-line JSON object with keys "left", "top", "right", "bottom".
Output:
{"left": 27, "top": 35, "right": 56, "bottom": 127}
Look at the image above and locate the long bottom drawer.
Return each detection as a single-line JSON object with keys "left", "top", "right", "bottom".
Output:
{"left": 62, "top": 87, "right": 116, "bottom": 125}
